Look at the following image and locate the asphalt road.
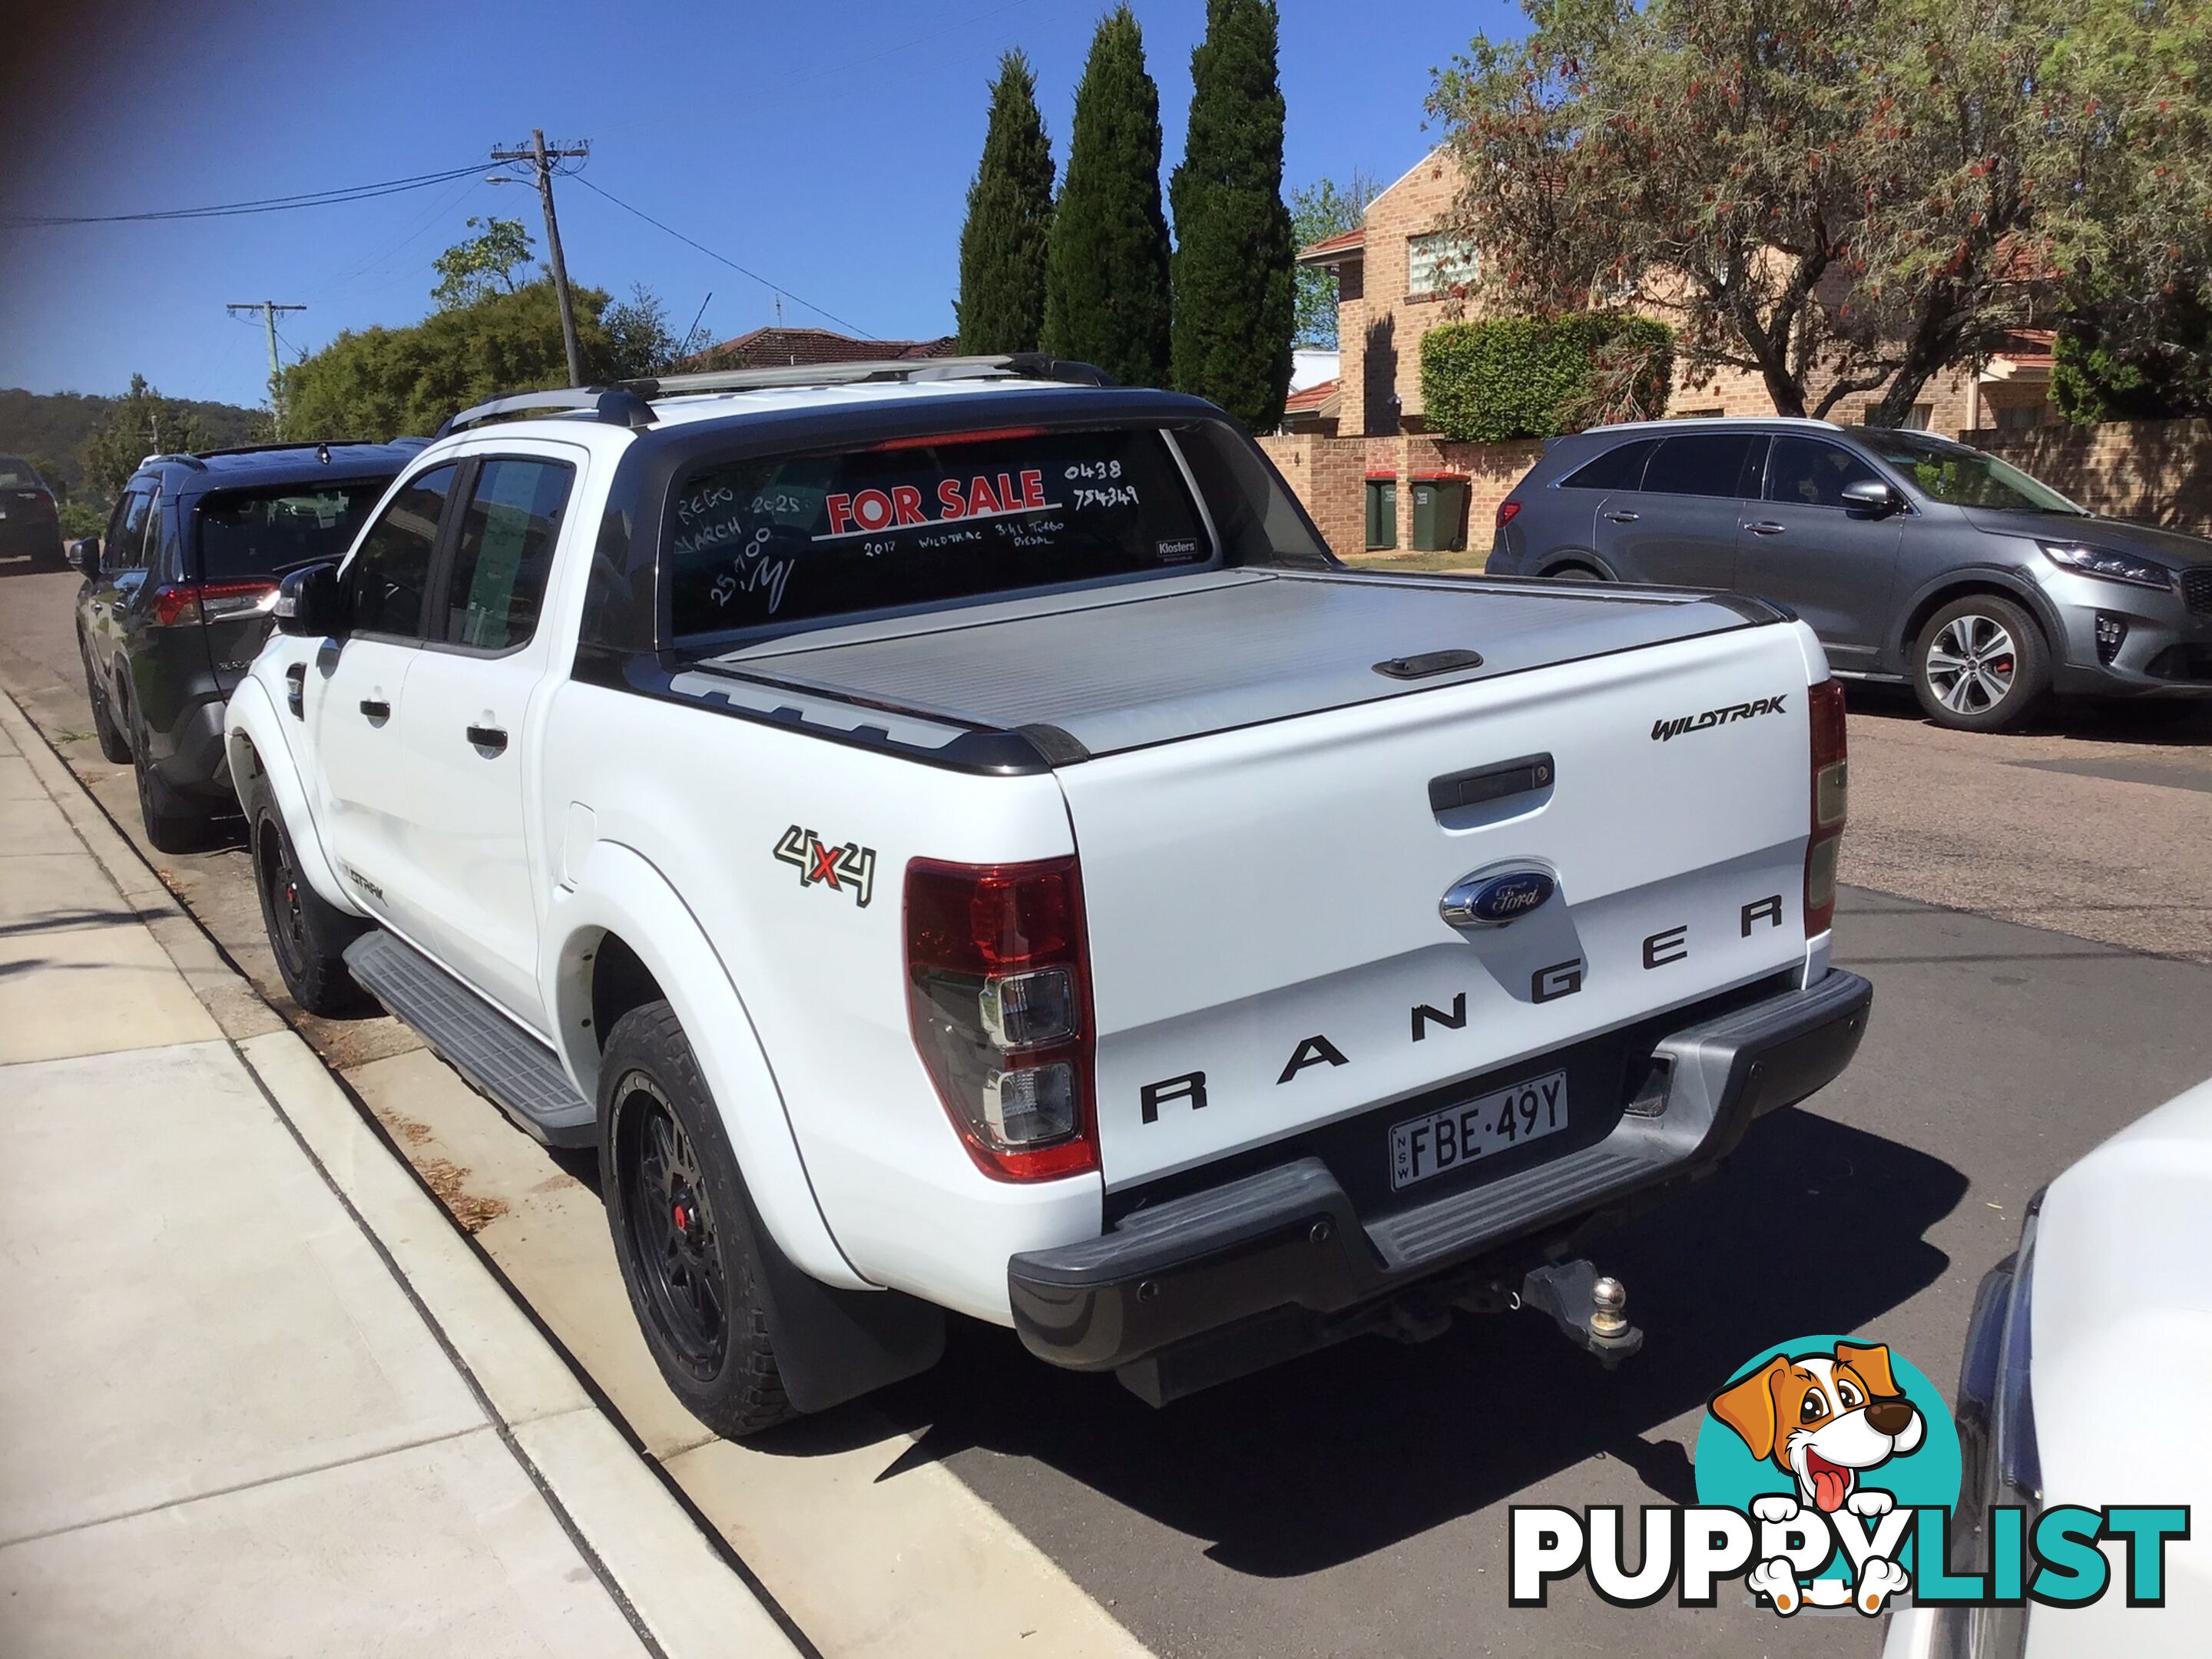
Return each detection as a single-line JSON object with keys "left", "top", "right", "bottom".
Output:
{"left": 5, "top": 558, "right": 2212, "bottom": 1657}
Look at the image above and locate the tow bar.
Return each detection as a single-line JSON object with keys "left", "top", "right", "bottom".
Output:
{"left": 1514, "top": 1259, "right": 1645, "bottom": 1368}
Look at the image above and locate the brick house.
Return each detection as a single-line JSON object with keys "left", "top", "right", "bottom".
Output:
{"left": 1276, "top": 149, "right": 2061, "bottom": 555}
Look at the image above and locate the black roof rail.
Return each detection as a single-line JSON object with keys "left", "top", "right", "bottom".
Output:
{"left": 187, "top": 439, "right": 416, "bottom": 462}
{"left": 437, "top": 387, "right": 655, "bottom": 438}
{"left": 436, "top": 354, "right": 1114, "bottom": 441}
{"left": 619, "top": 352, "right": 1114, "bottom": 399}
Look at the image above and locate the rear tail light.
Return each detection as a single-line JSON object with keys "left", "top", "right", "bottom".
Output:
{"left": 1805, "top": 680, "right": 1848, "bottom": 936}
{"left": 147, "top": 579, "right": 280, "bottom": 628}
{"left": 27, "top": 493, "right": 56, "bottom": 521}
{"left": 1495, "top": 499, "right": 1522, "bottom": 529}
{"left": 904, "top": 856, "right": 1098, "bottom": 1181}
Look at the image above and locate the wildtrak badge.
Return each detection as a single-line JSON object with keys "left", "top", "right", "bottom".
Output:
{"left": 1652, "top": 695, "right": 1789, "bottom": 743}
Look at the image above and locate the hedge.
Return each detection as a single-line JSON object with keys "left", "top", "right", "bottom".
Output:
{"left": 1419, "top": 313, "right": 1674, "bottom": 443}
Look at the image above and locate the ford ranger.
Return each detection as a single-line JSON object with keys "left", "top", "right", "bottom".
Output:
{"left": 225, "top": 355, "right": 1871, "bottom": 1436}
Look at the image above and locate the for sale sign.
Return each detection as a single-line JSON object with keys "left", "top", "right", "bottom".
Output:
{"left": 819, "top": 470, "right": 1056, "bottom": 540}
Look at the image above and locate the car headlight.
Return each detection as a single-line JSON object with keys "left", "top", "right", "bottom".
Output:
{"left": 2040, "top": 540, "right": 2177, "bottom": 591}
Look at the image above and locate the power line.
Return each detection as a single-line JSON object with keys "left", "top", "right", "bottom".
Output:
{"left": 2, "top": 164, "right": 487, "bottom": 227}
{"left": 570, "top": 175, "right": 873, "bottom": 339}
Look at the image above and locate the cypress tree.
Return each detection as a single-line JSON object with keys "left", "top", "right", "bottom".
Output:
{"left": 1041, "top": 7, "right": 1171, "bottom": 387}
{"left": 955, "top": 51, "right": 1056, "bottom": 355}
{"left": 1170, "top": 0, "right": 1294, "bottom": 431}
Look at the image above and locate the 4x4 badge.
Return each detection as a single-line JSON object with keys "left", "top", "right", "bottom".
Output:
{"left": 774, "top": 825, "right": 876, "bottom": 909}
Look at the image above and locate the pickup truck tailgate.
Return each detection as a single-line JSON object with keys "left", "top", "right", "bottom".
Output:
{"left": 1062, "top": 609, "right": 1817, "bottom": 1185}
{"left": 727, "top": 569, "right": 1821, "bottom": 1189}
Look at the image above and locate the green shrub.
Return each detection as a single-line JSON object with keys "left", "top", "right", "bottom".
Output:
{"left": 1420, "top": 313, "right": 1673, "bottom": 442}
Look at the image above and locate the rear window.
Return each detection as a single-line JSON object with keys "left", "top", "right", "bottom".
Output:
{"left": 667, "top": 427, "right": 1214, "bottom": 637}
{"left": 1557, "top": 438, "right": 1657, "bottom": 492}
{"left": 194, "top": 480, "right": 392, "bottom": 581}
{"left": 0, "top": 456, "right": 45, "bottom": 490}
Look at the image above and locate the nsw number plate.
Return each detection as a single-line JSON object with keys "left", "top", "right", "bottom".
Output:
{"left": 1389, "top": 1070, "right": 1568, "bottom": 1191}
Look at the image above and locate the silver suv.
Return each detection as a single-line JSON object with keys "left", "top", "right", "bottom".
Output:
{"left": 1488, "top": 417, "right": 2212, "bottom": 730}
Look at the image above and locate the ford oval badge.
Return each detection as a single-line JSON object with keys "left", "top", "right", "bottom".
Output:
{"left": 1440, "top": 866, "right": 1558, "bottom": 931}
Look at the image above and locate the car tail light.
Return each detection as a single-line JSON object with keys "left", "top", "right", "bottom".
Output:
{"left": 904, "top": 856, "right": 1098, "bottom": 1181}
{"left": 26, "top": 492, "right": 56, "bottom": 521}
{"left": 147, "top": 579, "right": 280, "bottom": 628}
{"left": 1805, "top": 680, "right": 1848, "bottom": 936}
{"left": 1495, "top": 499, "right": 1522, "bottom": 529}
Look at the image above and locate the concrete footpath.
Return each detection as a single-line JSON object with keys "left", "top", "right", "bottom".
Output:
{"left": 0, "top": 687, "right": 802, "bottom": 1658}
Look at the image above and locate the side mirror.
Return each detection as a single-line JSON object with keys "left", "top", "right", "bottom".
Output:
{"left": 68, "top": 537, "right": 101, "bottom": 578}
{"left": 1841, "top": 478, "right": 1901, "bottom": 518}
{"left": 274, "top": 561, "right": 349, "bottom": 638}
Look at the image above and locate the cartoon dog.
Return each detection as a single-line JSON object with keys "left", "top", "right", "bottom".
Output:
{"left": 1710, "top": 1341, "right": 1927, "bottom": 1613}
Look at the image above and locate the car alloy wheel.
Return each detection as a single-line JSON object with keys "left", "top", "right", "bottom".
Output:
{"left": 1922, "top": 613, "right": 2017, "bottom": 717}
{"left": 257, "top": 820, "right": 312, "bottom": 985}
{"left": 614, "top": 1073, "right": 729, "bottom": 1379}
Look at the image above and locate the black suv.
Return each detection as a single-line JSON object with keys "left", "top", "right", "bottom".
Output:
{"left": 0, "top": 454, "right": 65, "bottom": 571}
{"left": 73, "top": 442, "right": 422, "bottom": 849}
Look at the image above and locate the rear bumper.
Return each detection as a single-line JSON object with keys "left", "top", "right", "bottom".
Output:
{"left": 157, "top": 694, "right": 236, "bottom": 803}
{"left": 1008, "top": 968, "right": 1872, "bottom": 1389}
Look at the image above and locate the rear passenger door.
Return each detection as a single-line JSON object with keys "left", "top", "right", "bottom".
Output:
{"left": 393, "top": 447, "right": 581, "bottom": 1031}
{"left": 1594, "top": 431, "right": 1767, "bottom": 591}
{"left": 84, "top": 486, "right": 151, "bottom": 702}
{"left": 1737, "top": 435, "right": 1904, "bottom": 660}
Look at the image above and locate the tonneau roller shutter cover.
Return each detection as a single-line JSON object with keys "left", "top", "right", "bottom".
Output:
{"left": 665, "top": 426, "right": 1220, "bottom": 636}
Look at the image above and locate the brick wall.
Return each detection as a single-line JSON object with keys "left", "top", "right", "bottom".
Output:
{"left": 1257, "top": 433, "right": 1366, "bottom": 559}
{"left": 1259, "top": 432, "right": 1546, "bottom": 559}
{"left": 1966, "top": 417, "right": 2212, "bottom": 535}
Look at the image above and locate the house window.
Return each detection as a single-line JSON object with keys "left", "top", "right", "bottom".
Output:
{"left": 1406, "top": 230, "right": 1477, "bottom": 300}
{"left": 1898, "top": 404, "right": 1935, "bottom": 431}
{"left": 1995, "top": 402, "right": 2042, "bottom": 431}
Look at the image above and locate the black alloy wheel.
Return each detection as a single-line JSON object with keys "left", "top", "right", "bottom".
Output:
{"left": 614, "top": 1073, "right": 729, "bottom": 1379}
{"left": 257, "top": 816, "right": 313, "bottom": 988}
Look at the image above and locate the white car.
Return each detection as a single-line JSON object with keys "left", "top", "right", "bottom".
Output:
{"left": 225, "top": 354, "right": 1871, "bottom": 1435}
{"left": 1883, "top": 1077, "right": 2212, "bottom": 1658}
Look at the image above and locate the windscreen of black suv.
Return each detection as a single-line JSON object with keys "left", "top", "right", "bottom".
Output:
{"left": 667, "top": 426, "right": 1214, "bottom": 637}
{"left": 194, "top": 481, "right": 390, "bottom": 581}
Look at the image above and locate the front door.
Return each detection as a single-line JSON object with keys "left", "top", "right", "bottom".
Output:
{"left": 1594, "top": 430, "right": 1767, "bottom": 591}
{"left": 309, "top": 463, "right": 455, "bottom": 935}
{"left": 1736, "top": 435, "right": 1905, "bottom": 662}
{"left": 392, "top": 449, "right": 580, "bottom": 1031}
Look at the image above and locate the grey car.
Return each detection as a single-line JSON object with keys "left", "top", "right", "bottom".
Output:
{"left": 1487, "top": 417, "right": 2212, "bottom": 730}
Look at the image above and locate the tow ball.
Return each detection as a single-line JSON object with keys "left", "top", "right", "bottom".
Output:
{"left": 1510, "top": 1260, "right": 1645, "bottom": 1368}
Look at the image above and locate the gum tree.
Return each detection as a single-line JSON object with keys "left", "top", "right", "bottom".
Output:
{"left": 1429, "top": 0, "right": 2212, "bottom": 424}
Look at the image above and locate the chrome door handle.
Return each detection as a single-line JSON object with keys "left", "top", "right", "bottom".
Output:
{"left": 1603, "top": 510, "right": 1640, "bottom": 524}
{"left": 465, "top": 725, "right": 508, "bottom": 755}
{"left": 1747, "top": 521, "right": 1786, "bottom": 535}
{"left": 359, "top": 698, "right": 390, "bottom": 720}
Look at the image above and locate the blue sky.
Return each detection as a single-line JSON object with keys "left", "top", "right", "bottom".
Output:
{"left": 0, "top": 0, "right": 1520, "bottom": 410}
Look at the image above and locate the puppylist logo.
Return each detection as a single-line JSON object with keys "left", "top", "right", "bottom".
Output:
{"left": 1511, "top": 1333, "right": 2190, "bottom": 1617}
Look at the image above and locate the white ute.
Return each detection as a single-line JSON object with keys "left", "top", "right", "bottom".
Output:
{"left": 227, "top": 355, "right": 1873, "bottom": 1435}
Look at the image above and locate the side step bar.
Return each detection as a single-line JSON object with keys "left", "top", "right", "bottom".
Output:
{"left": 343, "top": 930, "right": 597, "bottom": 1148}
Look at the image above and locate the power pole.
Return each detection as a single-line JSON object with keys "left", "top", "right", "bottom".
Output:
{"left": 491, "top": 131, "right": 591, "bottom": 386}
{"left": 227, "top": 300, "right": 306, "bottom": 438}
